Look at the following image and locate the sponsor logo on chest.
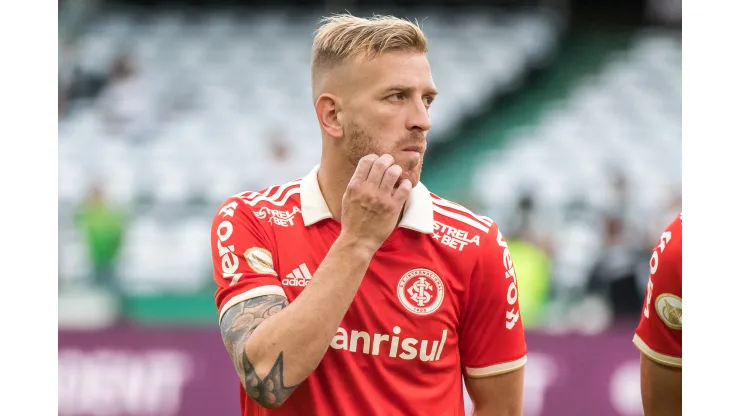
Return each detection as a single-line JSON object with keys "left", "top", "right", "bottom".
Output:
{"left": 330, "top": 325, "right": 448, "bottom": 363}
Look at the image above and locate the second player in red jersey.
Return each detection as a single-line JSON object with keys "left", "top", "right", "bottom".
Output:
{"left": 212, "top": 14, "right": 527, "bottom": 416}
{"left": 634, "top": 212, "right": 682, "bottom": 415}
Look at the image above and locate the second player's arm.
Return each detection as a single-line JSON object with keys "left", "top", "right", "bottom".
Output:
{"left": 639, "top": 354, "right": 681, "bottom": 416}
{"left": 219, "top": 236, "right": 374, "bottom": 408}
{"left": 634, "top": 214, "right": 682, "bottom": 416}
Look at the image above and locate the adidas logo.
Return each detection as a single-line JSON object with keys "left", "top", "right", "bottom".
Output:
{"left": 282, "top": 263, "right": 313, "bottom": 287}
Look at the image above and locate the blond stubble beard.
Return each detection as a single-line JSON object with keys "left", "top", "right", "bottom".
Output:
{"left": 343, "top": 120, "right": 424, "bottom": 187}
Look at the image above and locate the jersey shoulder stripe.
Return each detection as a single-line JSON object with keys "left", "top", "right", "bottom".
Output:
{"left": 242, "top": 179, "right": 300, "bottom": 200}
{"left": 430, "top": 193, "right": 493, "bottom": 234}
{"left": 234, "top": 179, "right": 302, "bottom": 208}
{"left": 430, "top": 194, "right": 493, "bottom": 225}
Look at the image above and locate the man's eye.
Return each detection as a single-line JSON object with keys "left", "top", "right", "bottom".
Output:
{"left": 388, "top": 93, "right": 404, "bottom": 101}
{"left": 423, "top": 96, "right": 435, "bottom": 106}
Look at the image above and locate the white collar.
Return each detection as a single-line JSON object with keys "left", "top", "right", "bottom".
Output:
{"left": 300, "top": 164, "right": 434, "bottom": 234}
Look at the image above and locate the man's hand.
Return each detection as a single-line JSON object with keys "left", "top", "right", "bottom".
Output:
{"left": 340, "top": 153, "right": 412, "bottom": 252}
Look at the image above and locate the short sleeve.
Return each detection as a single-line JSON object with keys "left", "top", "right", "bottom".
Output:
{"left": 211, "top": 197, "right": 286, "bottom": 324}
{"left": 460, "top": 224, "right": 528, "bottom": 378}
{"left": 634, "top": 213, "right": 682, "bottom": 368}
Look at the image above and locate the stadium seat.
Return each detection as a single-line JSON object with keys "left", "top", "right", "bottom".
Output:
{"left": 59, "top": 8, "right": 564, "bottom": 288}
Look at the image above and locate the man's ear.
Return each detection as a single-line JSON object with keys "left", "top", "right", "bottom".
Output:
{"left": 315, "top": 93, "right": 343, "bottom": 139}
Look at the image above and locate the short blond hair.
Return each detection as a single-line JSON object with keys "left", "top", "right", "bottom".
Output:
{"left": 311, "top": 14, "right": 428, "bottom": 99}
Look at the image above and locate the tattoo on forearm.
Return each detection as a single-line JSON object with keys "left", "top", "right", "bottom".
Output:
{"left": 220, "top": 295, "right": 298, "bottom": 408}
{"left": 242, "top": 351, "right": 296, "bottom": 407}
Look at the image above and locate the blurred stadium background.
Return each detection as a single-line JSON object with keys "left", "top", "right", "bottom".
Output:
{"left": 58, "top": 0, "right": 681, "bottom": 414}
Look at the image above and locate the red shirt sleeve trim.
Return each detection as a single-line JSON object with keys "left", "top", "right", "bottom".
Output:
{"left": 464, "top": 355, "right": 527, "bottom": 378}
{"left": 218, "top": 284, "right": 287, "bottom": 324}
{"left": 633, "top": 334, "right": 682, "bottom": 368}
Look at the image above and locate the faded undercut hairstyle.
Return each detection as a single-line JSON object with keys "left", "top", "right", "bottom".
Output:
{"left": 310, "top": 14, "right": 428, "bottom": 101}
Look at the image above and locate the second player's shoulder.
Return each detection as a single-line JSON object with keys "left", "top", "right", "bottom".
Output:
{"left": 633, "top": 212, "right": 682, "bottom": 365}
{"left": 650, "top": 212, "right": 682, "bottom": 286}
{"left": 661, "top": 212, "right": 682, "bottom": 247}
{"left": 429, "top": 193, "right": 501, "bottom": 254}
{"left": 665, "top": 212, "right": 682, "bottom": 244}
{"left": 650, "top": 214, "right": 683, "bottom": 274}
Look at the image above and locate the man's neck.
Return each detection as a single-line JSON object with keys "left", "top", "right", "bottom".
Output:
{"left": 317, "top": 161, "right": 353, "bottom": 223}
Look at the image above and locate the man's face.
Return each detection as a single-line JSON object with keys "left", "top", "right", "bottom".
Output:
{"left": 339, "top": 51, "right": 437, "bottom": 187}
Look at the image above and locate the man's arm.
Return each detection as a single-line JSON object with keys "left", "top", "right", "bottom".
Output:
{"left": 465, "top": 368, "right": 525, "bottom": 416}
{"left": 639, "top": 354, "right": 682, "bottom": 416}
{"left": 215, "top": 154, "right": 412, "bottom": 409}
{"left": 219, "top": 237, "right": 374, "bottom": 408}
{"left": 220, "top": 295, "right": 295, "bottom": 407}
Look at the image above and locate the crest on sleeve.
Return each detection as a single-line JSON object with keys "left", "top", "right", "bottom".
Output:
{"left": 655, "top": 293, "right": 682, "bottom": 330}
{"left": 244, "top": 247, "right": 277, "bottom": 276}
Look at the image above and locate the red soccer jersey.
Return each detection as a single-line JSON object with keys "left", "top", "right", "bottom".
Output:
{"left": 633, "top": 212, "right": 682, "bottom": 367}
{"left": 211, "top": 165, "right": 528, "bottom": 416}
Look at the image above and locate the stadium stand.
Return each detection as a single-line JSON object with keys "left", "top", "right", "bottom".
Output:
{"left": 473, "top": 31, "right": 681, "bottom": 224}
{"left": 58, "top": 8, "right": 564, "bottom": 292}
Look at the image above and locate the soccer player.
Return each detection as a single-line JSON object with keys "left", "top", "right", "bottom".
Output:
{"left": 211, "top": 14, "right": 527, "bottom": 416}
{"left": 633, "top": 213, "right": 682, "bottom": 416}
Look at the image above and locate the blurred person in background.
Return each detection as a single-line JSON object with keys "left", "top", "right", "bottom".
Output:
{"left": 647, "top": 187, "right": 681, "bottom": 249}
{"left": 74, "top": 183, "right": 127, "bottom": 292}
{"left": 633, "top": 213, "right": 682, "bottom": 416}
{"left": 248, "top": 129, "right": 307, "bottom": 190}
{"left": 544, "top": 195, "right": 603, "bottom": 327}
{"left": 586, "top": 212, "right": 645, "bottom": 319}
{"left": 608, "top": 170, "right": 639, "bottom": 221}
{"left": 606, "top": 168, "right": 646, "bottom": 244}
{"left": 58, "top": 37, "right": 75, "bottom": 119}
{"left": 505, "top": 192, "right": 551, "bottom": 328}
{"left": 98, "top": 53, "right": 161, "bottom": 142}
{"left": 58, "top": 37, "right": 108, "bottom": 117}
{"left": 609, "top": 170, "right": 630, "bottom": 219}
{"left": 212, "top": 14, "right": 526, "bottom": 416}
{"left": 59, "top": 84, "right": 68, "bottom": 120}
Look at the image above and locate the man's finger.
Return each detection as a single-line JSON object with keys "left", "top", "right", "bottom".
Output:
{"left": 352, "top": 154, "right": 379, "bottom": 182}
{"left": 392, "top": 179, "right": 413, "bottom": 203}
{"left": 367, "top": 154, "right": 394, "bottom": 186}
{"left": 379, "top": 165, "right": 402, "bottom": 193}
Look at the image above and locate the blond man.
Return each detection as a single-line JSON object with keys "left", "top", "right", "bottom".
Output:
{"left": 212, "top": 14, "right": 527, "bottom": 416}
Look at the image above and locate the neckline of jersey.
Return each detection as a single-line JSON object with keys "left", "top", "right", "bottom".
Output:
{"left": 322, "top": 218, "right": 408, "bottom": 251}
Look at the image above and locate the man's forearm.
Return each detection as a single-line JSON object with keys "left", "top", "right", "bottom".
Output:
{"left": 248, "top": 235, "right": 374, "bottom": 380}
{"left": 220, "top": 235, "right": 375, "bottom": 407}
